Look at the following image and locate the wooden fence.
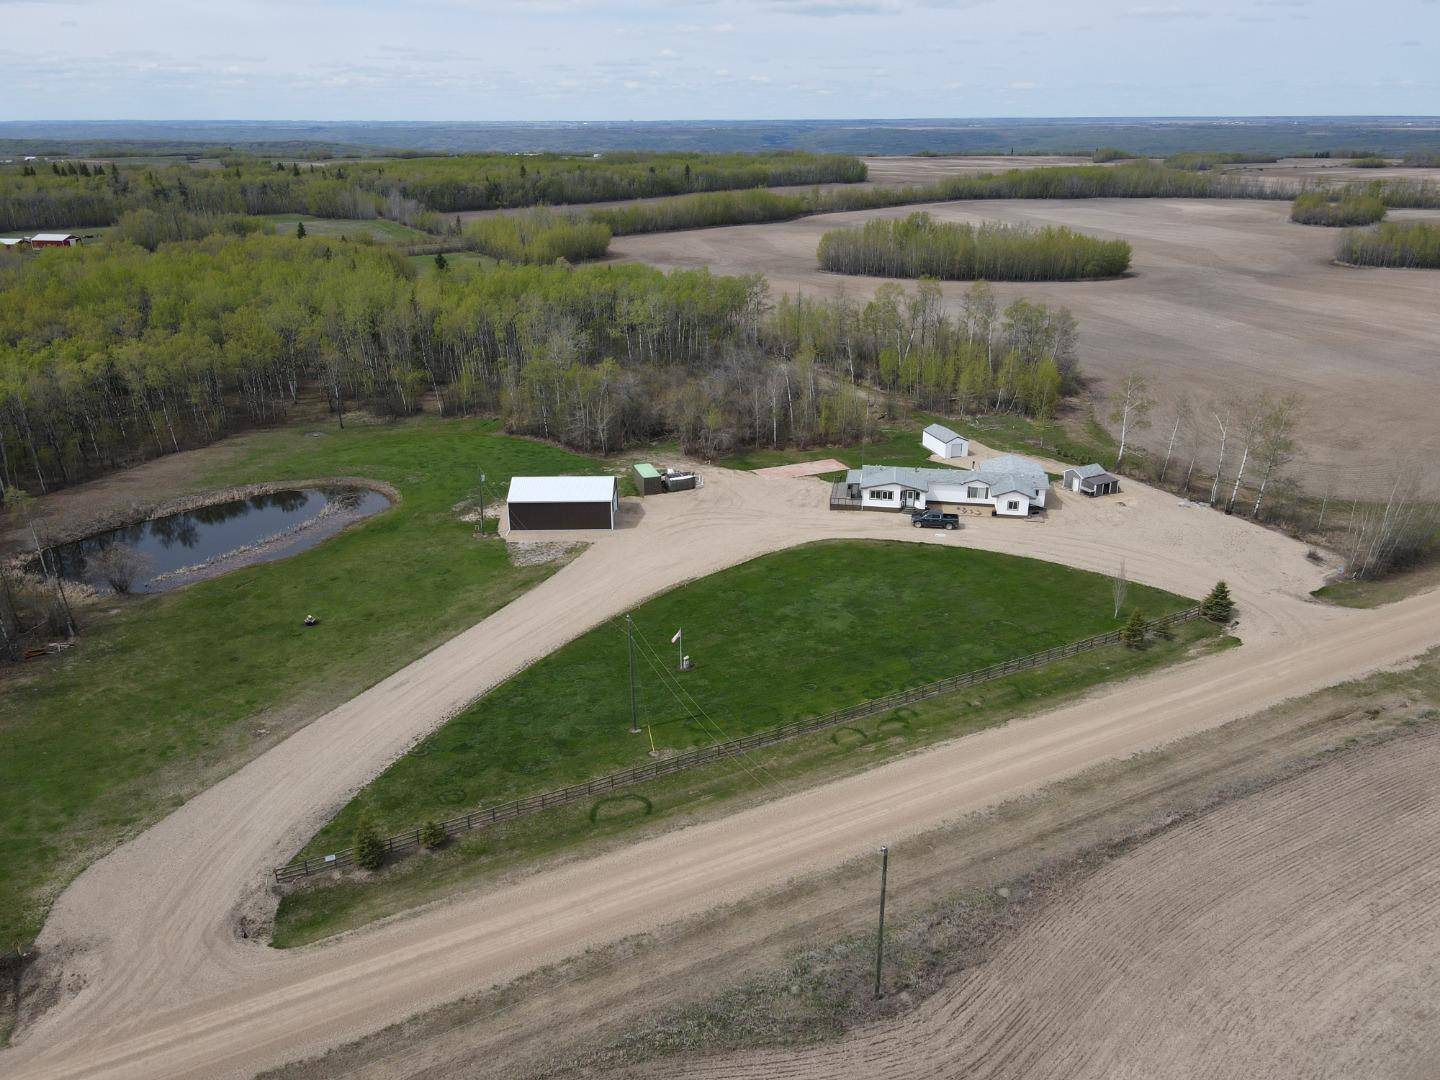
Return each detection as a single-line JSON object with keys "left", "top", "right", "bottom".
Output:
{"left": 273, "top": 606, "right": 1203, "bottom": 883}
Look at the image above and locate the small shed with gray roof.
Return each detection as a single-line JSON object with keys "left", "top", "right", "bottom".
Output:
{"left": 921, "top": 422, "right": 970, "bottom": 460}
{"left": 1063, "top": 463, "right": 1121, "bottom": 497}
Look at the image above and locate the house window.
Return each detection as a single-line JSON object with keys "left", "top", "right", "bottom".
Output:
{"left": 967, "top": 486, "right": 984, "bottom": 499}
{"left": 871, "top": 489, "right": 894, "bottom": 501}
{"left": 1007, "top": 500, "right": 1020, "bottom": 511}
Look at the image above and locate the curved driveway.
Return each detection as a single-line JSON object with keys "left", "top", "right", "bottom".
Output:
{"left": 7, "top": 459, "right": 1438, "bottom": 1080}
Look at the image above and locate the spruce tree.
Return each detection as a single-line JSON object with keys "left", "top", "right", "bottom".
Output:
{"left": 353, "top": 814, "right": 385, "bottom": 870}
{"left": 295, "top": 221, "right": 307, "bottom": 240}
{"left": 1202, "top": 581, "right": 1235, "bottom": 623}
{"left": 434, "top": 252, "right": 448, "bottom": 271}
{"left": 1121, "top": 608, "right": 1147, "bottom": 649}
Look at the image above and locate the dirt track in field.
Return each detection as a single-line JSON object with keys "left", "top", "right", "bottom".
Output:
{"left": 613, "top": 197, "right": 1440, "bottom": 495}
{"left": 651, "top": 729, "right": 1440, "bottom": 1080}
{"left": 5, "top": 457, "right": 1440, "bottom": 1080}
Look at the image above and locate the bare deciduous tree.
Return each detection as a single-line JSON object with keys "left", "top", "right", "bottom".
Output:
{"left": 1111, "top": 560, "right": 1129, "bottom": 618}
{"left": 1109, "top": 373, "right": 1155, "bottom": 471}
{"left": 90, "top": 545, "right": 152, "bottom": 595}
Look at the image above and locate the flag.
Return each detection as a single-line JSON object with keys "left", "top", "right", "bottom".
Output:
{"left": 671, "top": 629, "right": 682, "bottom": 644}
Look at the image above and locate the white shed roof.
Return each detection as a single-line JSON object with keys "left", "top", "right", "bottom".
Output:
{"left": 30, "top": 233, "right": 78, "bottom": 242}
{"left": 507, "top": 475, "right": 616, "bottom": 503}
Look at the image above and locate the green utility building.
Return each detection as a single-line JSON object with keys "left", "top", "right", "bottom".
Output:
{"left": 632, "top": 463, "right": 664, "bottom": 496}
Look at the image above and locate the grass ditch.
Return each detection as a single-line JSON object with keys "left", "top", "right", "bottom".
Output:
{"left": 0, "top": 417, "right": 616, "bottom": 951}
{"left": 272, "top": 581, "right": 1222, "bottom": 948}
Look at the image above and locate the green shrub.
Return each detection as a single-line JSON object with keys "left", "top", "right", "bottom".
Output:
{"left": 816, "top": 212, "right": 1132, "bottom": 281}
{"left": 1092, "top": 147, "right": 1141, "bottom": 163}
{"left": 1336, "top": 220, "right": 1440, "bottom": 267}
{"left": 1351, "top": 156, "right": 1389, "bottom": 169}
{"left": 1120, "top": 608, "right": 1147, "bottom": 649}
{"left": 1290, "top": 191, "right": 1387, "bottom": 227}
{"left": 419, "top": 820, "right": 446, "bottom": 849}
{"left": 353, "top": 814, "right": 386, "bottom": 870}
{"left": 1202, "top": 581, "right": 1235, "bottom": 623}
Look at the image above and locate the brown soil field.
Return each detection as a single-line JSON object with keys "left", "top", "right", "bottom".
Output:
{"left": 613, "top": 198, "right": 1440, "bottom": 495}
{"left": 1229, "top": 156, "right": 1440, "bottom": 186}
{"left": 650, "top": 727, "right": 1440, "bottom": 1080}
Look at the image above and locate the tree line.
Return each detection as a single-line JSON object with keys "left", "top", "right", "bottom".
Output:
{"left": 1335, "top": 221, "right": 1440, "bottom": 268}
{"left": 1290, "top": 191, "right": 1387, "bottom": 227}
{"left": 0, "top": 234, "right": 1085, "bottom": 494}
{"left": 816, "top": 213, "right": 1132, "bottom": 281}
{"left": 464, "top": 210, "right": 612, "bottom": 264}
{"left": 0, "top": 151, "right": 866, "bottom": 234}
{"left": 573, "top": 163, "right": 1440, "bottom": 238}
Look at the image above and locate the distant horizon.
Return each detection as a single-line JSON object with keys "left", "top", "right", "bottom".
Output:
{"left": 6, "top": 0, "right": 1437, "bottom": 121}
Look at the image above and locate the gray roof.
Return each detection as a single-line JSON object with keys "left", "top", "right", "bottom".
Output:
{"left": 1068, "top": 463, "right": 1110, "bottom": 479}
{"left": 974, "top": 454, "right": 1048, "bottom": 499}
{"left": 507, "top": 475, "right": 616, "bottom": 503}
{"left": 847, "top": 465, "right": 977, "bottom": 491}
{"left": 848, "top": 454, "right": 1048, "bottom": 499}
{"left": 923, "top": 423, "right": 965, "bottom": 443}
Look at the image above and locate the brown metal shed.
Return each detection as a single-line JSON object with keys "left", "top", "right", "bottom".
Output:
{"left": 506, "top": 475, "right": 618, "bottom": 531}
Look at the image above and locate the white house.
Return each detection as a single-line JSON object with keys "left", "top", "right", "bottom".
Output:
{"left": 836, "top": 454, "right": 1050, "bottom": 518}
{"left": 1063, "top": 463, "right": 1121, "bottom": 497}
{"left": 921, "top": 422, "right": 970, "bottom": 460}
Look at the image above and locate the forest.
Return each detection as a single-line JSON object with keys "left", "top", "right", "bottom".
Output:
{"left": 1290, "top": 191, "right": 1387, "bottom": 227}
{"left": 0, "top": 151, "right": 867, "bottom": 233}
{"left": 0, "top": 234, "right": 1080, "bottom": 492}
{"left": 1335, "top": 221, "right": 1440, "bottom": 268}
{"left": 816, "top": 213, "right": 1132, "bottom": 281}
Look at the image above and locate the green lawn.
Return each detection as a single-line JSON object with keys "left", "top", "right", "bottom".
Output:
{"left": 0, "top": 418, "right": 616, "bottom": 950}
{"left": 301, "top": 539, "right": 1195, "bottom": 862}
{"left": 275, "top": 550, "right": 1221, "bottom": 944}
{"left": 261, "top": 214, "right": 433, "bottom": 245}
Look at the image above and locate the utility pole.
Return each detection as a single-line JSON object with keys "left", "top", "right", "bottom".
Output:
{"left": 627, "top": 613, "right": 640, "bottom": 734}
{"left": 477, "top": 471, "right": 486, "bottom": 534}
{"left": 874, "top": 845, "right": 889, "bottom": 999}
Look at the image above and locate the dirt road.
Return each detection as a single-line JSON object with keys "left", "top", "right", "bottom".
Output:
{"left": 613, "top": 197, "right": 1440, "bottom": 494}
{"left": 5, "top": 462, "right": 1438, "bottom": 1080}
{"left": 655, "top": 729, "right": 1440, "bottom": 1080}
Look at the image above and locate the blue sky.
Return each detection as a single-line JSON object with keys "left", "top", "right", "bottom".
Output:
{"left": 2, "top": 0, "right": 1437, "bottom": 120}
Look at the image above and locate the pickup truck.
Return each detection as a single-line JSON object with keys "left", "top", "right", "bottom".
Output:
{"left": 910, "top": 509, "right": 960, "bottom": 530}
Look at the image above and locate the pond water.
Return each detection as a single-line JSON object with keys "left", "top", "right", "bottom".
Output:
{"left": 42, "top": 486, "right": 391, "bottom": 594}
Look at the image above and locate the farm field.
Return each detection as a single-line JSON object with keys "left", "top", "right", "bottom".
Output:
{"left": 652, "top": 726, "right": 1440, "bottom": 1080}
{"left": 0, "top": 418, "right": 611, "bottom": 951}
{"left": 614, "top": 197, "right": 1440, "bottom": 495}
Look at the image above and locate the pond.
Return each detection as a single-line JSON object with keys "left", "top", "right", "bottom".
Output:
{"left": 41, "top": 486, "right": 391, "bottom": 594}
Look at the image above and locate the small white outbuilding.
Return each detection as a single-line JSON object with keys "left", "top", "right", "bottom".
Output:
{"left": 921, "top": 423, "right": 970, "bottom": 460}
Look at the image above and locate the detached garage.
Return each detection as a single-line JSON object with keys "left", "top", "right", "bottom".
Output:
{"left": 506, "top": 475, "right": 618, "bottom": 531}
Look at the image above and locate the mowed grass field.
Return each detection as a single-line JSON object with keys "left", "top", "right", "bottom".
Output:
{"left": 303, "top": 539, "right": 1195, "bottom": 855}
{"left": 0, "top": 418, "right": 614, "bottom": 950}
{"left": 278, "top": 540, "right": 1217, "bottom": 945}
{"left": 261, "top": 214, "right": 433, "bottom": 244}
